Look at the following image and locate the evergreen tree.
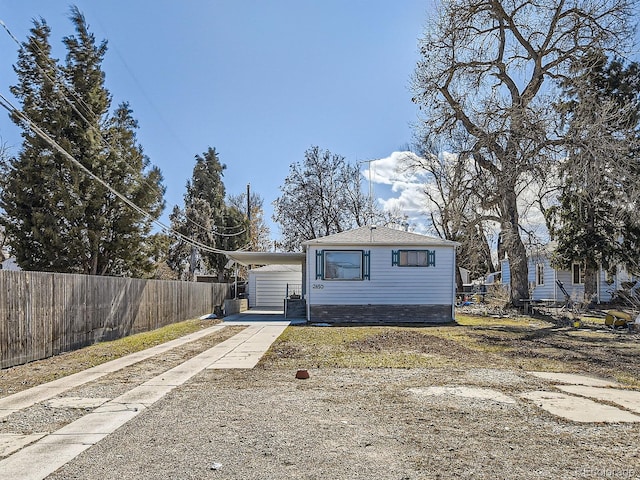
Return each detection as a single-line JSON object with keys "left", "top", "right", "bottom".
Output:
{"left": 0, "top": 19, "right": 69, "bottom": 271}
{"left": 146, "top": 231, "right": 176, "bottom": 280}
{"left": 551, "top": 51, "right": 640, "bottom": 300}
{"left": 168, "top": 147, "right": 248, "bottom": 280}
{"left": 0, "top": 7, "right": 165, "bottom": 276}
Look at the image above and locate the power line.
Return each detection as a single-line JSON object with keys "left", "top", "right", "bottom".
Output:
{"left": 0, "top": 18, "right": 167, "bottom": 200}
{"left": 0, "top": 91, "right": 231, "bottom": 255}
{"left": 181, "top": 211, "right": 247, "bottom": 237}
{"left": 1, "top": 17, "right": 249, "bottom": 238}
{"left": 214, "top": 229, "right": 247, "bottom": 237}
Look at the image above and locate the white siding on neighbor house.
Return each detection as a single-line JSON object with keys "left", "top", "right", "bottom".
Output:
{"left": 557, "top": 269, "right": 613, "bottom": 303}
{"left": 1, "top": 257, "right": 20, "bottom": 271}
{"left": 527, "top": 256, "right": 614, "bottom": 303}
{"left": 248, "top": 267, "right": 302, "bottom": 308}
{"left": 555, "top": 269, "right": 584, "bottom": 301}
{"left": 528, "top": 255, "right": 556, "bottom": 300}
{"left": 305, "top": 245, "right": 456, "bottom": 307}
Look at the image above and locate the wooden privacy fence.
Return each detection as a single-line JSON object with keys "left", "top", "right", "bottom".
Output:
{"left": 0, "top": 270, "right": 229, "bottom": 369}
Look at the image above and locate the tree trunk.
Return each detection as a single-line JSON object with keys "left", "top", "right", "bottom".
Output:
{"left": 189, "top": 246, "right": 197, "bottom": 281}
{"left": 501, "top": 191, "right": 529, "bottom": 306}
{"left": 583, "top": 267, "right": 598, "bottom": 305}
{"left": 455, "top": 265, "right": 463, "bottom": 293}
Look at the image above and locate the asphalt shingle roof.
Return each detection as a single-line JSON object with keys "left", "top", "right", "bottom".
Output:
{"left": 302, "top": 226, "right": 459, "bottom": 247}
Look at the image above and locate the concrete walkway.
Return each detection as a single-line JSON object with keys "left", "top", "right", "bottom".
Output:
{"left": 0, "top": 324, "right": 228, "bottom": 421}
{"left": 522, "top": 372, "right": 640, "bottom": 423}
{"left": 0, "top": 317, "right": 289, "bottom": 480}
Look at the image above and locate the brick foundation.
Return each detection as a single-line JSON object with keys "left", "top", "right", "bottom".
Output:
{"left": 308, "top": 304, "right": 453, "bottom": 325}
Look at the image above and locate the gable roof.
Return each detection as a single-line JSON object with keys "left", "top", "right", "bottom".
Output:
{"left": 302, "top": 226, "right": 459, "bottom": 247}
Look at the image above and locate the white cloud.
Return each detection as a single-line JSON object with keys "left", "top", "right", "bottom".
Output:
{"left": 361, "top": 151, "right": 423, "bottom": 185}
{"left": 363, "top": 150, "right": 554, "bottom": 242}
{"left": 360, "top": 151, "right": 432, "bottom": 232}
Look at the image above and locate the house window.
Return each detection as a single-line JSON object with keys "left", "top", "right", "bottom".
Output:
{"left": 536, "top": 263, "right": 544, "bottom": 286}
{"left": 316, "top": 250, "right": 370, "bottom": 280}
{"left": 572, "top": 262, "right": 584, "bottom": 285}
{"left": 392, "top": 250, "right": 435, "bottom": 267}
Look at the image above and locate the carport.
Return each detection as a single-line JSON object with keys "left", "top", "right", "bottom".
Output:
{"left": 225, "top": 251, "right": 306, "bottom": 311}
{"left": 248, "top": 264, "right": 302, "bottom": 308}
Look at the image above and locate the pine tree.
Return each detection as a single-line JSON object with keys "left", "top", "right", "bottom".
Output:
{"left": 0, "top": 8, "right": 165, "bottom": 276}
{"left": 551, "top": 51, "right": 640, "bottom": 300}
{"left": 1, "top": 18, "right": 72, "bottom": 271}
{"left": 168, "top": 147, "right": 248, "bottom": 280}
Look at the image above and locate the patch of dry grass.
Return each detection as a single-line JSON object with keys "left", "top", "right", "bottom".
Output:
{"left": 262, "top": 326, "right": 452, "bottom": 369}
{"left": 262, "top": 314, "right": 640, "bottom": 386}
{"left": 0, "top": 318, "right": 221, "bottom": 392}
{"left": 455, "top": 313, "right": 542, "bottom": 328}
{"left": 262, "top": 321, "right": 515, "bottom": 370}
{"left": 75, "top": 318, "right": 220, "bottom": 365}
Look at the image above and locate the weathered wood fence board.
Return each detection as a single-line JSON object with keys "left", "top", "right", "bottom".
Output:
{"left": 0, "top": 271, "right": 229, "bottom": 369}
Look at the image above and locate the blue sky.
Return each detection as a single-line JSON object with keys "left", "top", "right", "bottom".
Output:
{"left": 0, "top": 1, "right": 432, "bottom": 241}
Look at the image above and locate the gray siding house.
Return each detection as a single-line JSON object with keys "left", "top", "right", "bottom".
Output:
{"left": 303, "top": 226, "right": 458, "bottom": 324}
{"left": 500, "top": 243, "right": 634, "bottom": 304}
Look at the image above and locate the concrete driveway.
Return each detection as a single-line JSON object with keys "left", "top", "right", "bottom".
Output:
{"left": 0, "top": 317, "right": 290, "bottom": 480}
{"left": 221, "top": 307, "right": 306, "bottom": 325}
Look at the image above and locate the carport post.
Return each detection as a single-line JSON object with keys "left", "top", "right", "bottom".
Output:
{"left": 234, "top": 263, "right": 238, "bottom": 299}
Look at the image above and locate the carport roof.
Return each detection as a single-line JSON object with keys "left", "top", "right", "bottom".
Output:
{"left": 225, "top": 251, "right": 305, "bottom": 266}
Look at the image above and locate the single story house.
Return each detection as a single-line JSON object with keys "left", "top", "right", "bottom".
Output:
{"left": 302, "top": 226, "right": 458, "bottom": 324}
{"left": 500, "top": 242, "right": 634, "bottom": 304}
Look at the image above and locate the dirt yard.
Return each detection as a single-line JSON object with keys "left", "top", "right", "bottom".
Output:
{"left": 2, "top": 313, "right": 640, "bottom": 479}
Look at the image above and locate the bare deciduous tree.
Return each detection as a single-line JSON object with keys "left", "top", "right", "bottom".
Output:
{"left": 228, "top": 191, "right": 272, "bottom": 252}
{"left": 412, "top": 0, "right": 635, "bottom": 305}
{"left": 273, "top": 146, "right": 374, "bottom": 251}
{"left": 400, "top": 146, "right": 496, "bottom": 290}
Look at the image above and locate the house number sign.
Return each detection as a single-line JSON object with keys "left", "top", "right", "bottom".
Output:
{"left": 312, "top": 284, "right": 324, "bottom": 289}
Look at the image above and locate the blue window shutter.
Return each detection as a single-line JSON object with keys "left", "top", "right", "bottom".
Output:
{"left": 316, "top": 250, "right": 324, "bottom": 279}
{"left": 427, "top": 250, "right": 436, "bottom": 267}
{"left": 363, "top": 250, "right": 371, "bottom": 280}
{"left": 391, "top": 250, "right": 399, "bottom": 266}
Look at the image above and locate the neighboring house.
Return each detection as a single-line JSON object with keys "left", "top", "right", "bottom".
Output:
{"left": 247, "top": 264, "right": 302, "bottom": 308}
{"left": 500, "top": 243, "right": 633, "bottom": 304}
{"left": 459, "top": 267, "right": 471, "bottom": 285}
{"left": 302, "top": 226, "right": 458, "bottom": 324}
{"left": 0, "top": 248, "right": 20, "bottom": 271}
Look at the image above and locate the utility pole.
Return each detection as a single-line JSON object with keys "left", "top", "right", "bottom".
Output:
{"left": 357, "top": 159, "right": 375, "bottom": 224}
{"left": 246, "top": 183, "right": 251, "bottom": 224}
{"left": 247, "top": 183, "right": 252, "bottom": 271}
